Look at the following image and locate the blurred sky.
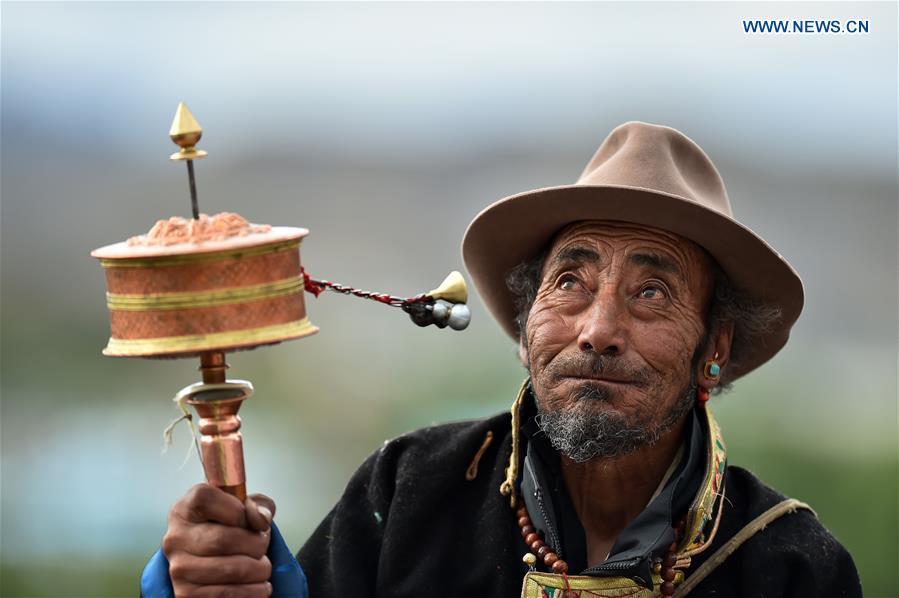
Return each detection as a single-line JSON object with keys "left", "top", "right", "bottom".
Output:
{"left": 1, "top": 2, "right": 897, "bottom": 596}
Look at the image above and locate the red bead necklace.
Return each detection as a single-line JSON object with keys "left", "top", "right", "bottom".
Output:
{"left": 517, "top": 502, "right": 570, "bottom": 575}
{"left": 516, "top": 503, "right": 686, "bottom": 597}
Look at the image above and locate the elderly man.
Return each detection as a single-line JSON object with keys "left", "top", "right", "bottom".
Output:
{"left": 152, "top": 122, "right": 861, "bottom": 597}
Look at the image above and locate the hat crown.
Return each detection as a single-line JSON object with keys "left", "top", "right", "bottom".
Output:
{"left": 577, "top": 121, "right": 733, "bottom": 217}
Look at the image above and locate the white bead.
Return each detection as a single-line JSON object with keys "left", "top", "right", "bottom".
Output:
{"left": 447, "top": 303, "right": 471, "bottom": 330}
{"left": 431, "top": 300, "right": 450, "bottom": 323}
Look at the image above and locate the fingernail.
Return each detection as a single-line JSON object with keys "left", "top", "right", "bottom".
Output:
{"left": 265, "top": 581, "right": 273, "bottom": 595}
{"left": 258, "top": 505, "right": 272, "bottom": 524}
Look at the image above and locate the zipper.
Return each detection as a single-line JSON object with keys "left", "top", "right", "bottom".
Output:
{"left": 583, "top": 556, "right": 642, "bottom": 576}
{"left": 525, "top": 454, "right": 564, "bottom": 559}
{"left": 534, "top": 487, "right": 563, "bottom": 559}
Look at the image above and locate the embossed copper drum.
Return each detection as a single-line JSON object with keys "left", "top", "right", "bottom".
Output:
{"left": 91, "top": 226, "right": 318, "bottom": 358}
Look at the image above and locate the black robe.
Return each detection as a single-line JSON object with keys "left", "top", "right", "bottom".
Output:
{"left": 296, "top": 409, "right": 861, "bottom": 597}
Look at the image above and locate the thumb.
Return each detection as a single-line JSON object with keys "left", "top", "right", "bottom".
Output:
{"left": 245, "top": 495, "right": 275, "bottom": 532}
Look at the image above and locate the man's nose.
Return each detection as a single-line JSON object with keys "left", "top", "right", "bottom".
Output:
{"left": 575, "top": 287, "right": 627, "bottom": 355}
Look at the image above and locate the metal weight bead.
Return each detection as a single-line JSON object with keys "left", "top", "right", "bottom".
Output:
{"left": 431, "top": 300, "right": 451, "bottom": 324}
{"left": 447, "top": 303, "right": 471, "bottom": 330}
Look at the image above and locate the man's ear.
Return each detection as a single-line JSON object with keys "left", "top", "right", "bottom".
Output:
{"left": 518, "top": 336, "right": 529, "bottom": 368}
{"left": 698, "top": 321, "right": 734, "bottom": 390}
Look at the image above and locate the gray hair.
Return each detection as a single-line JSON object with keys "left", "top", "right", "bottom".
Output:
{"left": 505, "top": 250, "right": 782, "bottom": 392}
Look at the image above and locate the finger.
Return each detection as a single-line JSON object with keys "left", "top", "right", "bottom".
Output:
{"left": 247, "top": 493, "right": 276, "bottom": 519}
{"left": 245, "top": 497, "right": 272, "bottom": 533}
{"left": 173, "top": 484, "right": 249, "bottom": 528}
{"left": 185, "top": 522, "right": 270, "bottom": 559}
{"left": 172, "top": 581, "right": 272, "bottom": 598}
{"left": 171, "top": 554, "right": 272, "bottom": 585}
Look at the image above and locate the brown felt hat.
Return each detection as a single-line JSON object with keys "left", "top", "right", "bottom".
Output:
{"left": 461, "top": 121, "right": 804, "bottom": 379}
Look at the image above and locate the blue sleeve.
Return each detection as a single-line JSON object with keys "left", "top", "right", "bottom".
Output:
{"left": 140, "top": 522, "right": 308, "bottom": 598}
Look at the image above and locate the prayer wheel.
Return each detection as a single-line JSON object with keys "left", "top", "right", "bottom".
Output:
{"left": 91, "top": 103, "right": 470, "bottom": 503}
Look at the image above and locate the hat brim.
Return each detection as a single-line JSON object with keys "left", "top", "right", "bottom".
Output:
{"left": 461, "top": 184, "right": 804, "bottom": 380}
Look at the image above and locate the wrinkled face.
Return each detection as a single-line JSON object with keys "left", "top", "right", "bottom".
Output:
{"left": 524, "top": 221, "right": 716, "bottom": 460}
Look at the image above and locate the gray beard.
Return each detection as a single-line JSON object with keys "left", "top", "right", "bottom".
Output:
{"left": 535, "top": 378, "right": 696, "bottom": 463}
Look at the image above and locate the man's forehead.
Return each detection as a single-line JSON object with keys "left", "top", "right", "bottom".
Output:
{"left": 548, "top": 220, "right": 702, "bottom": 259}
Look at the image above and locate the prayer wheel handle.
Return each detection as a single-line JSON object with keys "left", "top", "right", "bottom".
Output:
{"left": 182, "top": 351, "right": 249, "bottom": 502}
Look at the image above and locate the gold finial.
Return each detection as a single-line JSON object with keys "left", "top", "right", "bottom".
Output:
{"left": 169, "top": 102, "right": 208, "bottom": 161}
{"left": 428, "top": 271, "right": 468, "bottom": 304}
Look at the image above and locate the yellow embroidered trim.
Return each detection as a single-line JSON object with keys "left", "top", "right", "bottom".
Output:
{"left": 679, "top": 407, "right": 728, "bottom": 556}
{"left": 103, "top": 318, "right": 317, "bottom": 356}
{"left": 99, "top": 239, "right": 301, "bottom": 268}
{"left": 106, "top": 276, "right": 303, "bottom": 311}
{"left": 521, "top": 571, "right": 684, "bottom": 598}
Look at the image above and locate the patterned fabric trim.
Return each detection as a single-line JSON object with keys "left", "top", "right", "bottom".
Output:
{"left": 521, "top": 571, "right": 684, "bottom": 598}
{"left": 679, "top": 407, "right": 727, "bottom": 556}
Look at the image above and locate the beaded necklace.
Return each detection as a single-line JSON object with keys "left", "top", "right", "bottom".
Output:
{"left": 516, "top": 502, "right": 686, "bottom": 597}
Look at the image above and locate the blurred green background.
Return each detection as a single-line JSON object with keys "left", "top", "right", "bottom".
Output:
{"left": 2, "top": 2, "right": 896, "bottom": 597}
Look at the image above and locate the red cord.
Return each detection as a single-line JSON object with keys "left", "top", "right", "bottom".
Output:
{"left": 302, "top": 270, "right": 325, "bottom": 298}
{"left": 302, "top": 268, "right": 430, "bottom": 307}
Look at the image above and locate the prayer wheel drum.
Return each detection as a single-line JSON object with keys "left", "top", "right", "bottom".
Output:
{"left": 91, "top": 226, "right": 318, "bottom": 358}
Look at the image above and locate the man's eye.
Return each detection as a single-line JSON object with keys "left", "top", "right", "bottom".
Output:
{"left": 558, "top": 275, "right": 578, "bottom": 291}
{"left": 639, "top": 285, "right": 667, "bottom": 300}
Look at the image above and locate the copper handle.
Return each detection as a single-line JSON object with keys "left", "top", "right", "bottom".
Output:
{"left": 183, "top": 352, "right": 250, "bottom": 502}
{"left": 188, "top": 396, "right": 248, "bottom": 502}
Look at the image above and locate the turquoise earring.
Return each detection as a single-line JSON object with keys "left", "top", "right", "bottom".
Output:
{"left": 703, "top": 352, "right": 721, "bottom": 381}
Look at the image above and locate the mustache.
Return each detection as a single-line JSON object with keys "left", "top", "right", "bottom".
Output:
{"left": 547, "top": 352, "right": 651, "bottom": 387}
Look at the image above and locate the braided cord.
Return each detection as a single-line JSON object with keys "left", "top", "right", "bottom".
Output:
{"left": 302, "top": 268, "right": 431, "bottom": 308}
